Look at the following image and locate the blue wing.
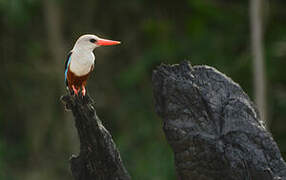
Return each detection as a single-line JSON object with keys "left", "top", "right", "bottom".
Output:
{"left": 64, "top": 52, "right": 72, "bottom": 87}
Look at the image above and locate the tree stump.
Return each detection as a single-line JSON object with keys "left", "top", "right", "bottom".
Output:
{"left": 60, "top": 60, "right": 286, "bottom": 180}
{"left": 152, "top": 61, "right": 286, "bottom": 180}
{"left": 61, "top": 94, "right": 131, "bottom": 180}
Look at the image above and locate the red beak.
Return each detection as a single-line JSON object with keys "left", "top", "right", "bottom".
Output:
{"left": 96, "top": 38, "right": 121, "bottom": 46}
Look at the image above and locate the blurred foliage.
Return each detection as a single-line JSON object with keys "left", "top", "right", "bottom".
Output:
{"left": 0, "top": 0, "right": 286, "bottom": 179}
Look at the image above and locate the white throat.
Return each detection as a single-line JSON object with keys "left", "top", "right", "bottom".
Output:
{"left": 69, "top": 49, "right": 95, "bottom": 76}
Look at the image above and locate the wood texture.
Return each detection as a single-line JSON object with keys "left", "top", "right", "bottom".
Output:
{"left": 152, "top": 61, "right": 286, "bottom": 180}
{"left": 61, "top": 94, "right": 130, "bottom": 180}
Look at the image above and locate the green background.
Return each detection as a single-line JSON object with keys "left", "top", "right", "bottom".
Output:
{"left": 0, "top": 0, "right": 286, "bottom": 179}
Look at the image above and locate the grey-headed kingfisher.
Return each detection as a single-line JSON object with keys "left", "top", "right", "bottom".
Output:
{"left": 64, "top": 34, "right": 121, "bottom": 96}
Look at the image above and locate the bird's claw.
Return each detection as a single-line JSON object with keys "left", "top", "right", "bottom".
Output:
{"left": 72, "top": 85, "right": 79, "bottom": 96}
{"left": 82, "top": 86, "right": 86, "bottom": 96}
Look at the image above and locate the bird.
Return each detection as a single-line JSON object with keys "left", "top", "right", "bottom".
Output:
{"left": 64, "top": 34, "right": 121, "bottom": 96}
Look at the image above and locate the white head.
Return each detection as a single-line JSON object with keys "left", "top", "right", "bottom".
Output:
{"left": 72, "top": 34, "right": 121, "bottom": 52}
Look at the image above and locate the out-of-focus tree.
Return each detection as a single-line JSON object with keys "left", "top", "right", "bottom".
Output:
{"left": 250, "top": 0, "right": 267, "bottom": 126}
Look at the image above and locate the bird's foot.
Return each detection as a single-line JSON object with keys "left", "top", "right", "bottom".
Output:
{"left": 72, "top": 85, "right": 79, "bottom": 96}
{"left": 81, "top": 86, "right": 86, "bottom": 96}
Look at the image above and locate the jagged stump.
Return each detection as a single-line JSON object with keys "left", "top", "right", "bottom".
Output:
{"left": 60, "top": 60, "right": 286, "bottom": 180}
{"left": 152, "top": 61, "right": 286, "bottom": 180}
{"left": 61, "top": 94, "right": 130, "bottom": 180}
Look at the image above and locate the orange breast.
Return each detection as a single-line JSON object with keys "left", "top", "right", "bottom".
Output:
{"left": 67, "top": 66, "right": 92, "bottom": 90}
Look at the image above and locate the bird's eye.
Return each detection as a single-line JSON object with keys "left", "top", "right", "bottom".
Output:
{"left": 90, "top": 39, "right": 97, "bottom": 43}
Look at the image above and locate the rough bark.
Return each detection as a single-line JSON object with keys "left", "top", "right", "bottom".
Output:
{"left": 152, "top": 61, "right": 286, "bottom": 180}
{"left": 60, "top": 94, "right": 131, "bottom": 180}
